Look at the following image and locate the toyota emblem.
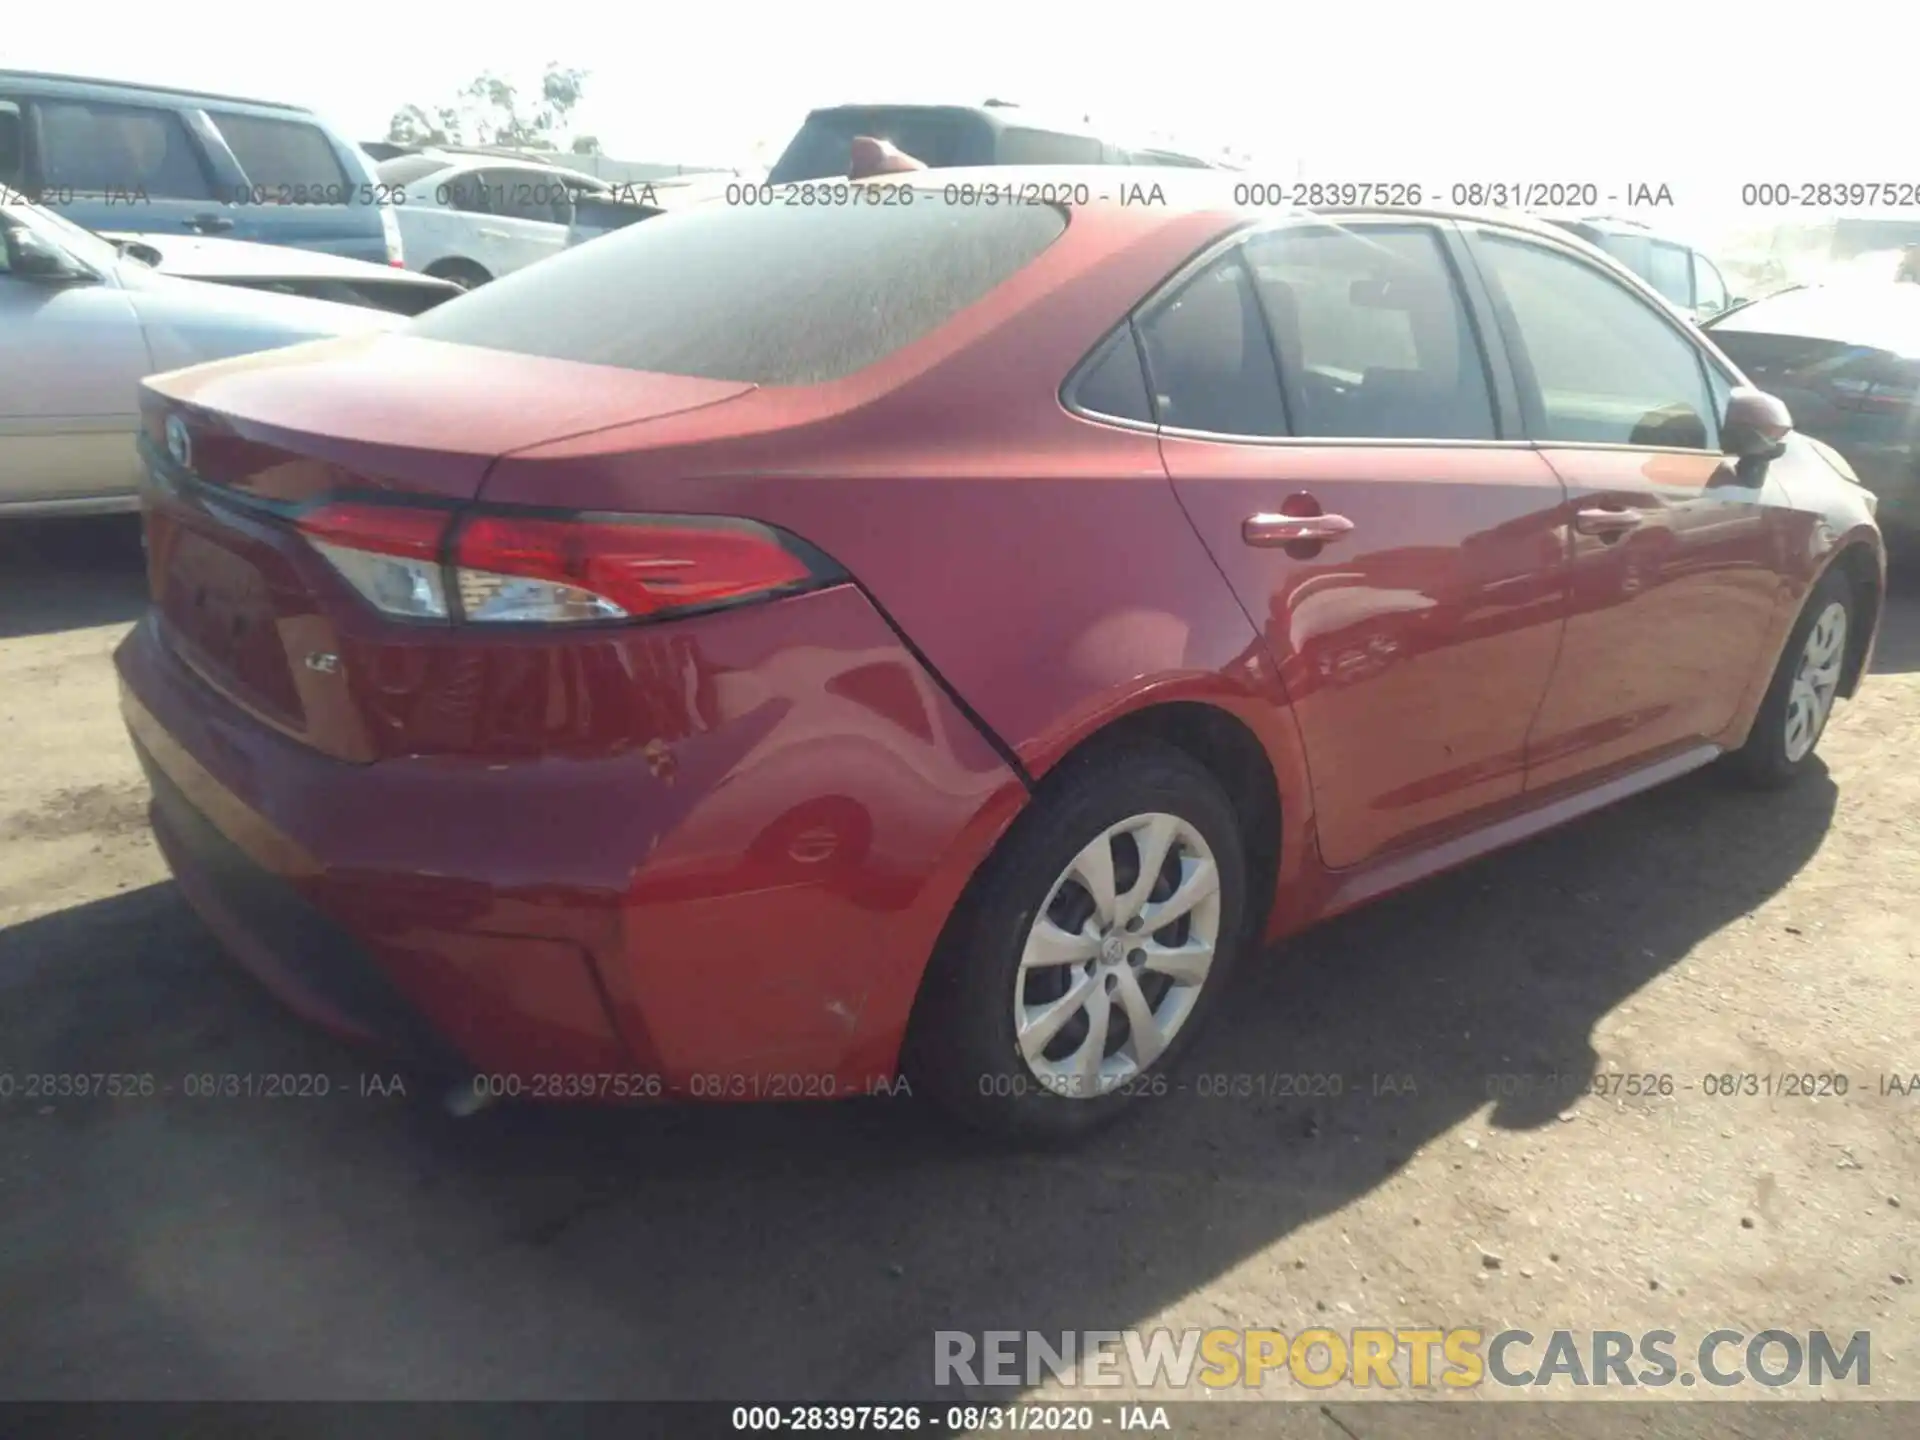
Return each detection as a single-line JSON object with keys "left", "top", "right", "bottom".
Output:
{"left": 165, "top": 414, "right": 192, "bottom": 471}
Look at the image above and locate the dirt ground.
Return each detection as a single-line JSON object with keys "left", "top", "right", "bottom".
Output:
{"left": 2, "top": 516, "right": 1918, "bottom": 1434}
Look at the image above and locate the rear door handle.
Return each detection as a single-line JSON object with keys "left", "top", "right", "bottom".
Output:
{"left": 1573, "top": 506, "right": 1645, "bottom": 536}
{"left": 1243, "top": 512, "right": 1355, "bottom": 546}
{"left": 478, "top": 227, "right": 511, "bottom": 239}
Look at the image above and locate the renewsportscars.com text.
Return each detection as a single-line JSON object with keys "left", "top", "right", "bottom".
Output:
{"left": 935, "top": 1327, "right": 1872, "bottom": 1390}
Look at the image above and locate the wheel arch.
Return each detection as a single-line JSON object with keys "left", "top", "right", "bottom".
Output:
{"left": 1044, "top": 700, "right": 1286, "bottom": 946}
{"left": 1828, "top": 539, "right": 1884, "bottom": 698}
{"left": 906, "top": 688, "right": 1300, "bottom": 1023}
{"left": 424, "top": 256, "right": 491, "bottom": 286}
{"left": 897, "top": 691, "right": 1296, "bottom": 1088}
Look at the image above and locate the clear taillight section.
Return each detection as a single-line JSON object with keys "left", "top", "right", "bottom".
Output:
{"left": 300, "top": 503, "right": 451, "bottom": 620}
{"left": 294, "top": 503, "right": 838, "bottom": 626}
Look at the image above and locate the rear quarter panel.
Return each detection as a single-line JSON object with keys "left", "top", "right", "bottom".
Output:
{"left": 477, "top": 204, "right": 1324, "bottom": 941}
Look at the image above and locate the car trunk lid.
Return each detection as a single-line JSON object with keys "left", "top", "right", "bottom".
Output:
{"left": 137, "top": 335, "right": 756, "bottom": 760}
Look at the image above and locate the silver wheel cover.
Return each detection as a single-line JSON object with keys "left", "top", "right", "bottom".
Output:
{"left": 1013, "top": 812, "right": 1222, "bottom": 1099}
{"left": 1783, "top": 600, "right": 1847, "bottom": 764}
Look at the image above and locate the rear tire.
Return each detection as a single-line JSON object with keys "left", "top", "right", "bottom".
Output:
{"left": 1726, "top": 567, "right": 1854, "bottom": 788}
{"left": 908, "top": 741, "right": 1249, "bottom": 1143}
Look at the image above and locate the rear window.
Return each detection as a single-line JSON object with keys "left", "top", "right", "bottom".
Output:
{"left": 769, "top": 111, "right": 977, "bottom": 183}
{"left": 211, "top": 113, "right": 350, "bottom": 195}
{"left": 409, "top": 192, "right": 1068, "bottom": 385}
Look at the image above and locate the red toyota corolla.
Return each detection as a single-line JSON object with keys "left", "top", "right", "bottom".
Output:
{"left": 117, "top": 171, "right": 1886, "bottom": 1140}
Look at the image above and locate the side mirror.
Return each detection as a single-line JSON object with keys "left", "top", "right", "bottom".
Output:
{"left": 4, "top": 225, "right": 84, "bottom": 282}
{"left": 1721, "top": 386, "right": 1793, "bottom": 461}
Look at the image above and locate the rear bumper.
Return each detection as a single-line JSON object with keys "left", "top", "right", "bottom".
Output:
{"left": 116, "top": 586, "right": 1024, "bottom": 1096}
{"left": 136, "top": 736, "right": 468, "bottom": 1077}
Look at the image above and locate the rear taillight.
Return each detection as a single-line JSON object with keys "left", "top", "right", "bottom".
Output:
{"left": 295, "top": 504, "right": 839, "bottom": 625}
{"left": 300, "top": 503, "right": 451, "bottom": 620}
{"left": 380, "top": 204, "right": 405, "bottom": 266}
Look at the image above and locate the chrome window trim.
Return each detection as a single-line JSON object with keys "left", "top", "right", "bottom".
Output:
{"left": 1063, "top": 206, "right": 1748, "bottom": 457}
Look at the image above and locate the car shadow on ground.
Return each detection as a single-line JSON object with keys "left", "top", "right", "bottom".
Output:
{"left": 0, "top": 753, "right": 1839, "bottom": 1400}
{"left": 0, "top": 517, "right": 148, "bottom": 640}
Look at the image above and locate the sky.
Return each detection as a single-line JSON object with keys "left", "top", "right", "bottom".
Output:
{"left": 10, "top": 0, "right": 1917, "bottom": 250}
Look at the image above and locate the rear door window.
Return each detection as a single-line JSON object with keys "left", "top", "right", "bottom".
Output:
{"left": 436, "top": 169, "right": 492, "bottom": 212}
{"left": 998, "top": 128, "right": 1105, "bottom": 165}
{"left": 0, "top": 104, "right": 23, "bottom": 189}
{"left": 210, "top": 113, "right": 350, "bottom": 197}
{"left": 1070, "top": 328, "right": 1154, "bottom": 424}
{"left": 485, "top": 168, "right": 574, "bottom": 224}
{"left": 1242, "top": 224, "right": 1498, "bottom": 439}
{"left": 409, "top": 190, "right": 1067, "bottom": 384}
{"left": 1136, "top": 253, "right": 1288, "bottom": 436}
{"left": 35, "top": 99, "right": 215, "bottom": 199}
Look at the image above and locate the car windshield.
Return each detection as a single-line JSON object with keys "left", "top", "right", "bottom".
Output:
{"left": 1, "top": 198, "right": 122, "bottom": 271}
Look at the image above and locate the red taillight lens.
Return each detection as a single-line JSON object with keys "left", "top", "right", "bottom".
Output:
{"left": 452, "top": 514, "right": 822, "bottom": 624}
{"left": 299, "top": 503, "right": 451, "bottom": 560}
{"left": 295, "top": 503, "right": 836, "bottom": 626}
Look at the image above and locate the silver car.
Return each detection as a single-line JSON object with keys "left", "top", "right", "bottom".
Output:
{"left": 0, "top": 197, "right": 402, "bottom": 518}
{"left": 378, "top": 152, "right": 611, "bottom": 289}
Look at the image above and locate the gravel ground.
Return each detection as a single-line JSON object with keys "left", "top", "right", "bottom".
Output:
{"left": 1, "top": 516, "right": 1916, "bottom": 1435}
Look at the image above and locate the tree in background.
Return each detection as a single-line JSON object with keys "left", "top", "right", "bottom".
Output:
{"left": 387, "top": 65, "right": 591, "bottom": 150}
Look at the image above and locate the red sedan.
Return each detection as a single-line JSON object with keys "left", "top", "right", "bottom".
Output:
{"left": 117, "top": 173, "right": 1886, "bottom": 1140}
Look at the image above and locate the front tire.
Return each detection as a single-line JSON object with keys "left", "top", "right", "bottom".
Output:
{"left": 909, "top": 741, "right": 1249, "bottom": 1142}
{"left": 1727, "top": 567, "right": 1854, "bottom": 788}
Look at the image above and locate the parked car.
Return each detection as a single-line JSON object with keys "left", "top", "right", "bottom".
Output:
{"left": 766, "top": 101, "right": 1224, "bottom": 183}
{"left": 1706, "top": 283, "right": 1920, "bottom": 545}
{"left": 376, "top": 151, "right": 638, "bottom": 287}
{"left": 96, "top": 229, "right": 460, "bottom": 315}
{"left": 0, "top": 71, "right": 403, "bottom": 266}
{"left": 1, "top": 197, "right": 401, "bottom": 518}
{"left": 117, "top": 171, "right": 1883, "bottom": 1141}
{"left": 1542, "top": 215, "right": 1735, "bottom": 320}
{"left": 565, "top": 172, "right": 724, "bottom": 248}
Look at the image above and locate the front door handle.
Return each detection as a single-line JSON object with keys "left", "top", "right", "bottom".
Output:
{"left": 1573, "top": 506, "right": 1644, "bottom": 537}
{"left": 1243, "top": 512, "right": 1355, "bottom": 546}
{"left": 185, "top": 214, "right": 235, "bottom": 233}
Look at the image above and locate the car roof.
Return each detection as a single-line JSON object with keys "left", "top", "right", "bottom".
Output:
{"left": 379, "top": 152, "right": 608, "bottom": 187}
{"left": 0, "top": 68, "right": 309, "bottom": 114}
{"left": 1708, "top": 283, "right": 1920, "bottom": 360}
